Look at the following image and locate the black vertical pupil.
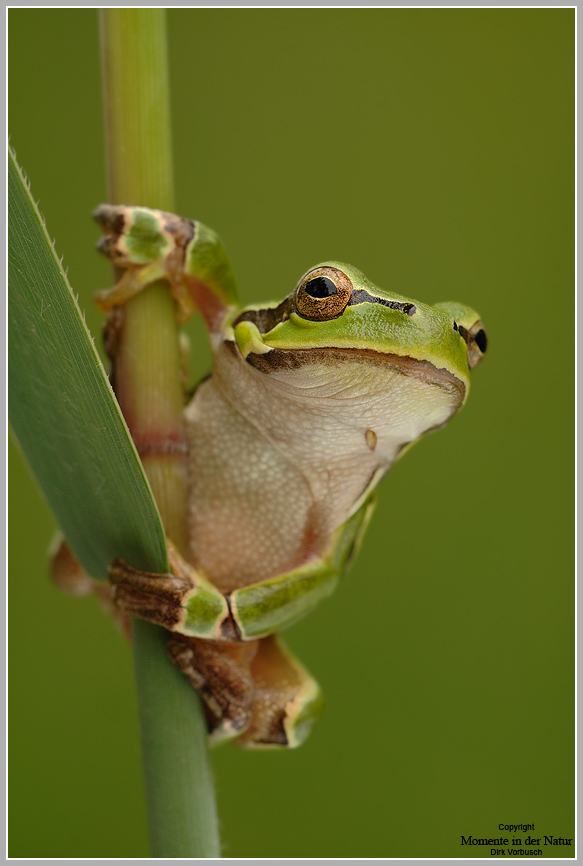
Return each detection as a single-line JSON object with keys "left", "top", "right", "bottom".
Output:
{"left": 475, "top": 329, "right": 487, "bottom": 353}
{"left": 305, "top": 276, "right": 337, "bottom": 298}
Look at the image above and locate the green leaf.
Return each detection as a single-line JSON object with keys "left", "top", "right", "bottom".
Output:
{"left": 8, "top": 146, "right": 168, "bottom": 579}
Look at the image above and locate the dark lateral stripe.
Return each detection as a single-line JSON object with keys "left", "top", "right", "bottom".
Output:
{"left": 233, "top": 290, "right": 416, "bottom": 334}
{"left": 233, "top": 298, "right": 292, "bottom": 333}
{"left": 457, "top": 324, "right": 469, "bottom": 343}
{"left": 349, "top": 289, "right": 416, "bottom": 316}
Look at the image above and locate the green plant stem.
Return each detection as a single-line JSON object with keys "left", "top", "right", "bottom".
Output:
{"left": 100, "top": 8, "right": 174, "bottom": 211}
{"left": 100, "top": 8, "right": 220, "bottom": 857}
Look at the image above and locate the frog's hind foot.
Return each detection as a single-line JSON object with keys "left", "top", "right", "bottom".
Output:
{"left": 107, "top": 542, "right": 236, "bottom": 641}
{"left": 238, "top": 633, "right": 323, "bottom": 749}
{"left": 166, "top": 633, "right": 323, "bottom": 749}
{"left": 167, "top": 635, "right": 256, "bottom": 740}
{"left": 108, "top": 553, "right": 194, "bottom": 632}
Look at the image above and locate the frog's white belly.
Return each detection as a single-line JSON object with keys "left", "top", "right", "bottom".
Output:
{"left": 186, "top": 381, "right": 317, "bottom": 593}
{"left": 185, "top": 342, "right": 463, "bottom": 593}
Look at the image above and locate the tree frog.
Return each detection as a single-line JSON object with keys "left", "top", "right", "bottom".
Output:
{"left": 62, "top": 205, "right": 487, "bottom": 749}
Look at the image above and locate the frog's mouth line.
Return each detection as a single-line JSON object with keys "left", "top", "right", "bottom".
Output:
{"left": 232, "top": 343, "right": 466, "bottom": 401}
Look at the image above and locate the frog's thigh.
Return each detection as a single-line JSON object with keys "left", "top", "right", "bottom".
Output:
{"left": 236, "top": 634, "right": 323, "bottom": 749}
{"left": 229, "top": 498, "right": 375, "bottom": 640}
{"left": 166, "top": 635, "right": 258, "bottom": 740}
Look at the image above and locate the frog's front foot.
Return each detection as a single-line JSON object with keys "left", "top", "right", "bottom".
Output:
{"left": 93, "top": 204, "right": 197, "bottom": 322}
{"left": 93, "top": 204, "right": 238, "bottom": 327}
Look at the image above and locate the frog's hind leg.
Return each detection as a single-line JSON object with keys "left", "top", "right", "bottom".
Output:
{"left": 237, "top": 634, "right": 323, "bottom": 749}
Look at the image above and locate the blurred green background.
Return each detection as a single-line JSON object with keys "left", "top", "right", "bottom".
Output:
{"left": 9, "top": 8, "right": 574, "bottom": 858}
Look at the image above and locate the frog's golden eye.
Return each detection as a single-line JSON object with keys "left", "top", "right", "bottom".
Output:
{"left": 295, "top": 267, "right": 353, "bottom": 321}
